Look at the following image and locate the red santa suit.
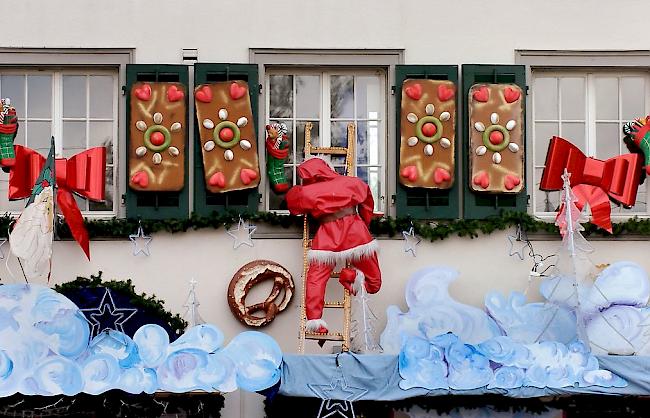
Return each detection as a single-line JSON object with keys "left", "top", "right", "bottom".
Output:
{"left": 285, "top": 157, "right": 381, "bottom": 333}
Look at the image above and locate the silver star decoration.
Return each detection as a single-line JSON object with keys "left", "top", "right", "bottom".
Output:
{"left": 81, "top": 288, "right": 137, "bottom": 340}
{"left": 507, "top": 234, "right": 528, "bottom": 261}
{"left": 402, "top": 227, "right": 421, "bottom": 257}
{"left": 226, "top": 218, "right": 256, "bottom": 249}
{"left": 308, "top": 378, "right": 368, "bottom": 418}
{"left": 0, "top": 238, "right": 6, "bottom": 260}
{"left": 130, "top": 223, "right": 152, "bottom": 256}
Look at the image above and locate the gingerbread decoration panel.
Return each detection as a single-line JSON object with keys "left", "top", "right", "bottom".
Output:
{"left": 195, "top": 81, "right": 260, "bottom": 193}
{"left": 400, "top": 79, "right": 456, "bottom": 189}
{"left": 129, "top": 82, "right": 186, "bottom": 192}
{"left": 468, "top": 83, "right": 524, "bottom": 193}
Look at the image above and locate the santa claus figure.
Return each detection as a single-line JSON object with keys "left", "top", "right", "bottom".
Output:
{"left": 285, "top": 157, "right": 381, "bottom": 334}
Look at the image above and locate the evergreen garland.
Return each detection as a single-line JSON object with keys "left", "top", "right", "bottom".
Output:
{"left": 1, "top": 210, "right": 649, "bottom": 241}
{"left": 54, "top": 271, "right": 187, "bottom": 337}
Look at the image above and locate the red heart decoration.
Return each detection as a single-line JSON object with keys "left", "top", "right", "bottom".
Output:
{"left": 400, "top": 165, "right": 418, "bottom": 182}
{"left": 209, "top": 171, "right": 226, "bottom": 188}
{"left": 240, "top": 168, "right": 258, "bottom": 185}
{"left": 195, "top": 86, "right": 213, "bottom": 103}
{"left": 504, "top": 87, "right": 521, "bottom": 103}
{"left": 230, "top": 82, "right": 247, "bottom": 100}
{"left": 131, "top": 171, "right": 149, "bottom": 188}
{"left": 504, "top": 174, "right": 521, "bottom": 191}
{"left": 433, "top": 167, "right": 451, "bottom": 184}
{"left": 473, "top": 171, "right": 490, "bottom": 189}
{"left": 167, "top": 85, "right": 184, "bottom": 102}
{"left": 405, "top": 83, "right": 423, "bottom": 101}
{"left": 473, "top": 86, "right": 489, "bottom": 103}
{"left": 437, "top": 84, "right": 455, "bottom": 102}
{"left": 134, "top": 84, "right": 152, "bottom": 101}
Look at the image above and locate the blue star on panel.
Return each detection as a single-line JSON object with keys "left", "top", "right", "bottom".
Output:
{"left": 308, "top": 378, "right": 368, "bottom": 418}
{"left": 81, "top": 288, "right": 137, "bottom": 339}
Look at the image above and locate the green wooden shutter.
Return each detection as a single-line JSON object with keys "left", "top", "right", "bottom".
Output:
{"left": 394, "top": 65, "right": 460, "bottom": 219}
{"left": 462, "top": 64, "right": 527, "bottom": 219}
{"left": 193, "top": 63, "right": 260, "bottom": 215}
{"left": 125, "top": 64, "right": 189, "bottom": 220}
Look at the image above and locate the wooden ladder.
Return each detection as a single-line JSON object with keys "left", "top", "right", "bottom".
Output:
{"left": 298, "top": 121, "right": 356, "bottom": 353}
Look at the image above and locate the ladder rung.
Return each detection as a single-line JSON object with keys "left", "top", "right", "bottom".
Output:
{"left": 309, "top": 147, "right": 349, "bottom": 155}
{"left": 324, "top": 301, "right": 345, "bottom": 308}
{"left": 305, "top": 332, "right": 344, "bottom": 341}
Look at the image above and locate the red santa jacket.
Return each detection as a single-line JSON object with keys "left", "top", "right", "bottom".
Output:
{"left": 285, "top": 158, "right": 378, "bottom": 264}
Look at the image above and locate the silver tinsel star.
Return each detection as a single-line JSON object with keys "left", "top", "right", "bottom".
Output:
{"left": 402, "top": 227, "right": 421, "bottom": 257}
{"left": 130, "top": 223, "right": 152, "bottom": 256}
{"left": 226, "top": 218, "right": 256, "bottom": 249}
{"left": 308, "top": 378, "right": 367, "bottom": 418}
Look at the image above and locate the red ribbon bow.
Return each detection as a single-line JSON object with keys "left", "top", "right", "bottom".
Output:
{"left": 9, "top": 145, "right": 106, "bottom": 259}
{"left": 539, "top": 136, "right": 641, "bottom": 233}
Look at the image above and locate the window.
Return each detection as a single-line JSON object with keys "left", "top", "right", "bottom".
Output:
{"left": 265, "top": 69, "right": 386, "bottom": 212}
{"left": 0, "top": 69, "right": 118, "bottom": 216}
{"left": 531, "top": 70, "right": 649, "bottom": 218}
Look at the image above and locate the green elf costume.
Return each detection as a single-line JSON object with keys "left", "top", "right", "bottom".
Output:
{"left": 0, "top": 98, "right": 17, "bottom": 168}
{"left": 265, "top": 122, "right": 290, "bottom": 193}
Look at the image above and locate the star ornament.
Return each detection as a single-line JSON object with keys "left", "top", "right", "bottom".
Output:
{"left": 81, "top": 288, "right": 137, "bottom": 339}
{"left": 402, "top": 227, "right": 421, "bottom": 257}
{"left": 226, "top": 218, "right": 256, "bottom": 249}
{"left": 308, "top": 378, "right": 368, "bottom": 418}
{"left": 507, "top": 234, "right": 528, "bottom": 261}
{"left": 130, "top": 223, "right": 152, "bottom": 256}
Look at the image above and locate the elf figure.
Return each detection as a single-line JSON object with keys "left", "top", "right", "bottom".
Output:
{"left": 286, "top": 157, "right": 382, "bottom": 334}
{"left": 624, "top": 116, "right": 650, "bottom": 176}
{"left": 265, "top": 123, "right": 290, "bottom": 193}
{"left": 0, "top": 98, "right": 17, "bottom": 168}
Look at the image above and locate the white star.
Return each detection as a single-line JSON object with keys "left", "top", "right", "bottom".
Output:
{"left": 130, "top": 224, "right": 152, "bottom": 256}
{"left": 402, "top": 227, "right": 421, "bottom": 257}
{"left": 507, "top": 234, "right": 528, "bottom": 261}
{"left": 0, "top": 238, "right": 7, "bottom": 260}
{"left": 226, "top": 218, "right": 256, "bottom": 249}
{"left": 308, "top": 377, "right": 368, "bottom": 418}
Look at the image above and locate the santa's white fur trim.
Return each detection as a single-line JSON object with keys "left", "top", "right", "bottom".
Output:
{"left": 306, "top": 319, "right": 328, "bottom": 332}
{"left": 308, "top": 240, "right": 379, "bottom": 265}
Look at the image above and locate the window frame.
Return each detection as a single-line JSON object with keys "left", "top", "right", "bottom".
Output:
{"left": 264, "top": 67, "right": 388, "bottom": 213}
{"left": 517, "top": 50, "right": 650, "bottom": 222}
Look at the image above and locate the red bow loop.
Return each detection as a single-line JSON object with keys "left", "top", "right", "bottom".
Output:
{"left": 540, "top": 136, "right": 641, "bottom": 233}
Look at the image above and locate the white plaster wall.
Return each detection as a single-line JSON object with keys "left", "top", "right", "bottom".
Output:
{"left": 4, "top": 0, "right": 650, "bottom": 416}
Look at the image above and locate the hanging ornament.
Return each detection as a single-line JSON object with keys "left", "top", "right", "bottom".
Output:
{"left": 80, "top": 287, "right": 137, "bottom": 340}
{"left": 402, "top": 225, "right": 421, "bottom": 257}
{"left": 183, "top": 278, "right": 205, "bottom": 327}
{"left": 226, "top": 217, "right": 256, "bottom": 249}
{"left": 0, "top": 238, "right": 7, "bottom": 260}
{"left": 265, "top": 123, "right": 290, "bottom": 193}
{"left": 130, "top": 220, "right": 152, "bottom": 256}
{"left": 506, "top": 224, "right": 528, "bottom": 261}
{"left": 307, "top": 354, "right": 368, "bottom": 418}
{"left": 0, "top": 97, "right": 17, "bottom": 168}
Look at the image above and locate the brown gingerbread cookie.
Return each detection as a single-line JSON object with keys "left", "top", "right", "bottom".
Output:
{"left": 129, "top": 82, "right": 186, "bottom": 191}
{"left": 399, "top": 79, "right": 456, "bottom": 189}
{"left": 227, "top": 260, "right": 294, "bottom": 328}
{"left": 468, "top": 84, "right": 524, "bottom": 193}
{"left": 194, "top": 81, "right": 260, "bottom": 193}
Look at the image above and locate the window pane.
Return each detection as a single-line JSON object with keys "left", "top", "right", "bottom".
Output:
{"left": 622, "top": 185, "right": 647, "bottom": 213}
{"left": 534, "top": 122, "right": 559, "bottom": 165}
{"left": 535, "top": 168, "right": 560, "bottom": 212}
{"left": 595, "top": 122, "right": 621, "bottom": 159}
{"left": 90, "top": 121, "right": 114, "bottom": 164}
{"left": 595, "top": 77, "right": 619, "bottom": 120}
{"left": 0, "top": 170, "right": 25, "bottom": 211}
{"left": 89, "top": 166, "right": 114, "bottom": 211}
{"left": 330, "top": 75, "right": 354, "bottom": 118}
{"left": 357, "top": 166, "right": 382, "bottom": 212}
{"left": 330, "top": 121, "right": 351, "bottom": 148}
{"left": 25, "top": 121, "right": 51, "bottom": 152}
{"left": 533, "top": 77, "right": 558, "bottom": 120}
{"left": 356, "top": 76, "right": 382, "bottom": 120}
{"left": 295, "top": 75, "right": 320, "bottom": 119}
{"left": 268, "top": 167, "right": 293, "bottom": 210}
{"left": 1, "top": 75, "right": 25, "bottom": 115}
{"left": 63, "top": 75, "right": 86, "bottom": 118}
{"left": 560, "top": 77, "right": 585, "bottom": 120}
{"left": 560, "top": 122, "right": 585, "bottom": 150}
{"left": 13, "top": 119, "right": 25, "bottom": 146}
{"left": 269, "top": 75, "right": 293, "bottom": 118}
{"left": 27, "top": 75, "right": 52, "bottom": 118}
{"left": 269, "top": 120, "right": 293, "bottom": 163}
{"left": 62, "top": 121, "right": 86, "bottom": 157}
{"left": 621, "top": 77, "right": 645, "bottom": 120}
{"left": 357, "top": 121, "right": 381, "bottom": 165}
{"left": 89, "top": 76, "right": 114, "bottom": 118}
{"left": 296, "top": 121, "right": 318, "bottom": 163}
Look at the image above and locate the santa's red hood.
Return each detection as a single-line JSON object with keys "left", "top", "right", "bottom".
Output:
{"left": 297, "top": 158, "right": 338, "bottom": 185}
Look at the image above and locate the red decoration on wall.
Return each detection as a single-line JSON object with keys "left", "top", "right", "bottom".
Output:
{"left": 134, "top": 84, "right": 152, "bottom": 101}
{"left": 433, "top": 167, "right": 451, "bottom": 184}
{"left": 166, "top": 85, "right": 185, "bottom": 102}
{"left": 540, "top": 136, "right": 642, "bottom": 233}
{"left": 195, "top": 86, "right": 213, "bottom": 103}
{"left": 130, "top": 171, "right": 149, "bottom": 188}
{"left": 401, "top": 165, "right": 418, "bottom": 182}
{"left": 473, "top": 171, "right": 490, "bottom": 189}
{"left": 229, "top": 82, "right": 247, "bottom": 100}
{"left": 472, "top": 86, "right": 489, "bottom": 102}
{"left": 437, "top": 84, "right": 455, "bottom": 101}
{"left": 405, "top": 83, "right": 423, "bottom": 100}
{"left": 503, "top": 87, "right": 521, "bottom": 103}
{"left": 240, "top": 168, "right": 258, "bottom": 185}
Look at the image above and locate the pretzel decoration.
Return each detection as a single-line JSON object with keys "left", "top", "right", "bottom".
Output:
{"left": 227, "top": 260, "right": 294, "bottom": 327}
